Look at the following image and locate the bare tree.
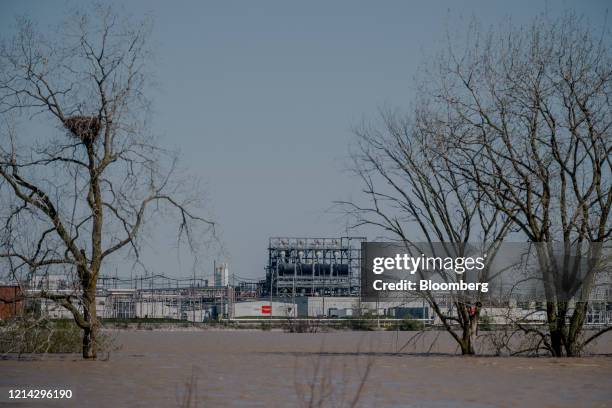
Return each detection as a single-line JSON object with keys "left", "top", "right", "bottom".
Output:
{"left": 341, "top": 110, "right": 513, "bottom": 355}
{"left": 0, "top": 6, "right": 215, "bottom": 359}
{"left": 420, "top": 12, "right": 611, "bottom": 356}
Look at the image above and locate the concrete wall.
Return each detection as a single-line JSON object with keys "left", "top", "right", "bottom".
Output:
{"left": 135, "top": 301, "right": 180, "bottom": 320}
{"left": 294, "top": 297, "right": 428, "bottom": 318}
{"left": 296, "top": 297, "right": 358, "bottom": 317}
{"left": 39, "top": 299, "right": 75, "bottom": 319}
{"left": 234, "top": 300, "right": 296, "bottom": 318}
{"left": 481, "top": 307, "right": 547, "bottom": 324}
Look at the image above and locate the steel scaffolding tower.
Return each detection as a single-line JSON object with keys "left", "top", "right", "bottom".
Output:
{"left": 264, "top": 237, "right": 366, "bottom": 297}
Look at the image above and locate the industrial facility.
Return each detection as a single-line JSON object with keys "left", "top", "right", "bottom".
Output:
{"left": 263, "top": 237, "right": 365, "bottom": 297}
{"left": 0, "top": 236, "right": 609, "bottom": 327}
{"left": 26, "top": 273, "right": 236, "bottom": 322}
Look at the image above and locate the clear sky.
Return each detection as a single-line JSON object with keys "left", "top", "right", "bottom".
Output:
{"left": 1, "top": 0, "right": 609, "bottom": 281}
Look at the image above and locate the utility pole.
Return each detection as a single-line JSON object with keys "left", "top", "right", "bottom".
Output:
{"left": 269, "top": 262, "right": 275, "bottom": 323}
{"left": 292, "top": 260, "right": 296, "bottom": 319}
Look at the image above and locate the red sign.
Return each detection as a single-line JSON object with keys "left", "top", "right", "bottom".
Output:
{"left": 261, "top": 305, "right": 272, "bottom": 315}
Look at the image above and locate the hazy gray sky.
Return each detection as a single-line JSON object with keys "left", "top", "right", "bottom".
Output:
{"left": 1, "top": 0, "right": 609, "bottom": 281}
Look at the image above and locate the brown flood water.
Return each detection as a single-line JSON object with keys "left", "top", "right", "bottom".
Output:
{"left": 1, "top": 329, "right": 611, "bottom": 407}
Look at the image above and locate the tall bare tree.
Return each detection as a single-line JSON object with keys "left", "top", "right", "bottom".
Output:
{"left": 0, "top": 6, "right": 215, "bottom": 359}
{"left": 342, "top": 110, "right": 513, "bottom": 355}
{"left": 421, "top": 13, "right": 611, "bottom": 356}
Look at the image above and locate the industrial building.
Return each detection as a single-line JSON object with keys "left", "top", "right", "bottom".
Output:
{"left": 214, "top": 262, "right": 230, "bottom": 287}
{"left": 25, "top": 274, "right": 235, "bottom": 322}
{"left": 0, "top": 283, "right": 24, "bottom": 320}
{"left": 263, "top": 237, "right": 365, "bottom": 297}
{"left": 5, "top": 236, "right": 610, "bottom": 327}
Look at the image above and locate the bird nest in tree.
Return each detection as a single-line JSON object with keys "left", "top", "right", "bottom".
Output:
{"left": 63, "top": 116, "right": 101, "bottom": 143}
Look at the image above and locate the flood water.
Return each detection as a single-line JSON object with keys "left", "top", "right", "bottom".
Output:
{"left": 1, "top": 329, "right": 611, "bottom": 407}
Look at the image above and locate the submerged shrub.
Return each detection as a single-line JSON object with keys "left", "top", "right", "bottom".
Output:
{"left": 0, "top": 315, "right": 114, "bottom": 357}
{"left": 0, "top": 316, "right": 81, "bottom": 355}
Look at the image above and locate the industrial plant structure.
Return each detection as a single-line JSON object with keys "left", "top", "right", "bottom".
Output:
{"left": 263, "top": 237, "right": 366, "bottom": 297}
{"left": 4, "top": 236, "right": 610, "bottom": 327}
{"left": 27, "top": 273, "right": 236, "bottom": 321}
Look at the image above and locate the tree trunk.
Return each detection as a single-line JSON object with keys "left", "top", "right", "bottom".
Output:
{"left": 546, "top": 302, "right": 564, "bottom": 357}
{"left": 566, "top": 302, "right": 588, "bottom": 357}
{"left": 459, "top": 319, "right": 477, "bottom": 355}
{"left": 81, "top": 290, "right": 98, "bottom": 359}
{"left": 549, "top": 326, "right": 564, "bottom": 357}
{"left": 459, "top": 338, "right": 475, "bottom": 355}
{"left": 82, "top": 325, "right": 97, "bottom": 359}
